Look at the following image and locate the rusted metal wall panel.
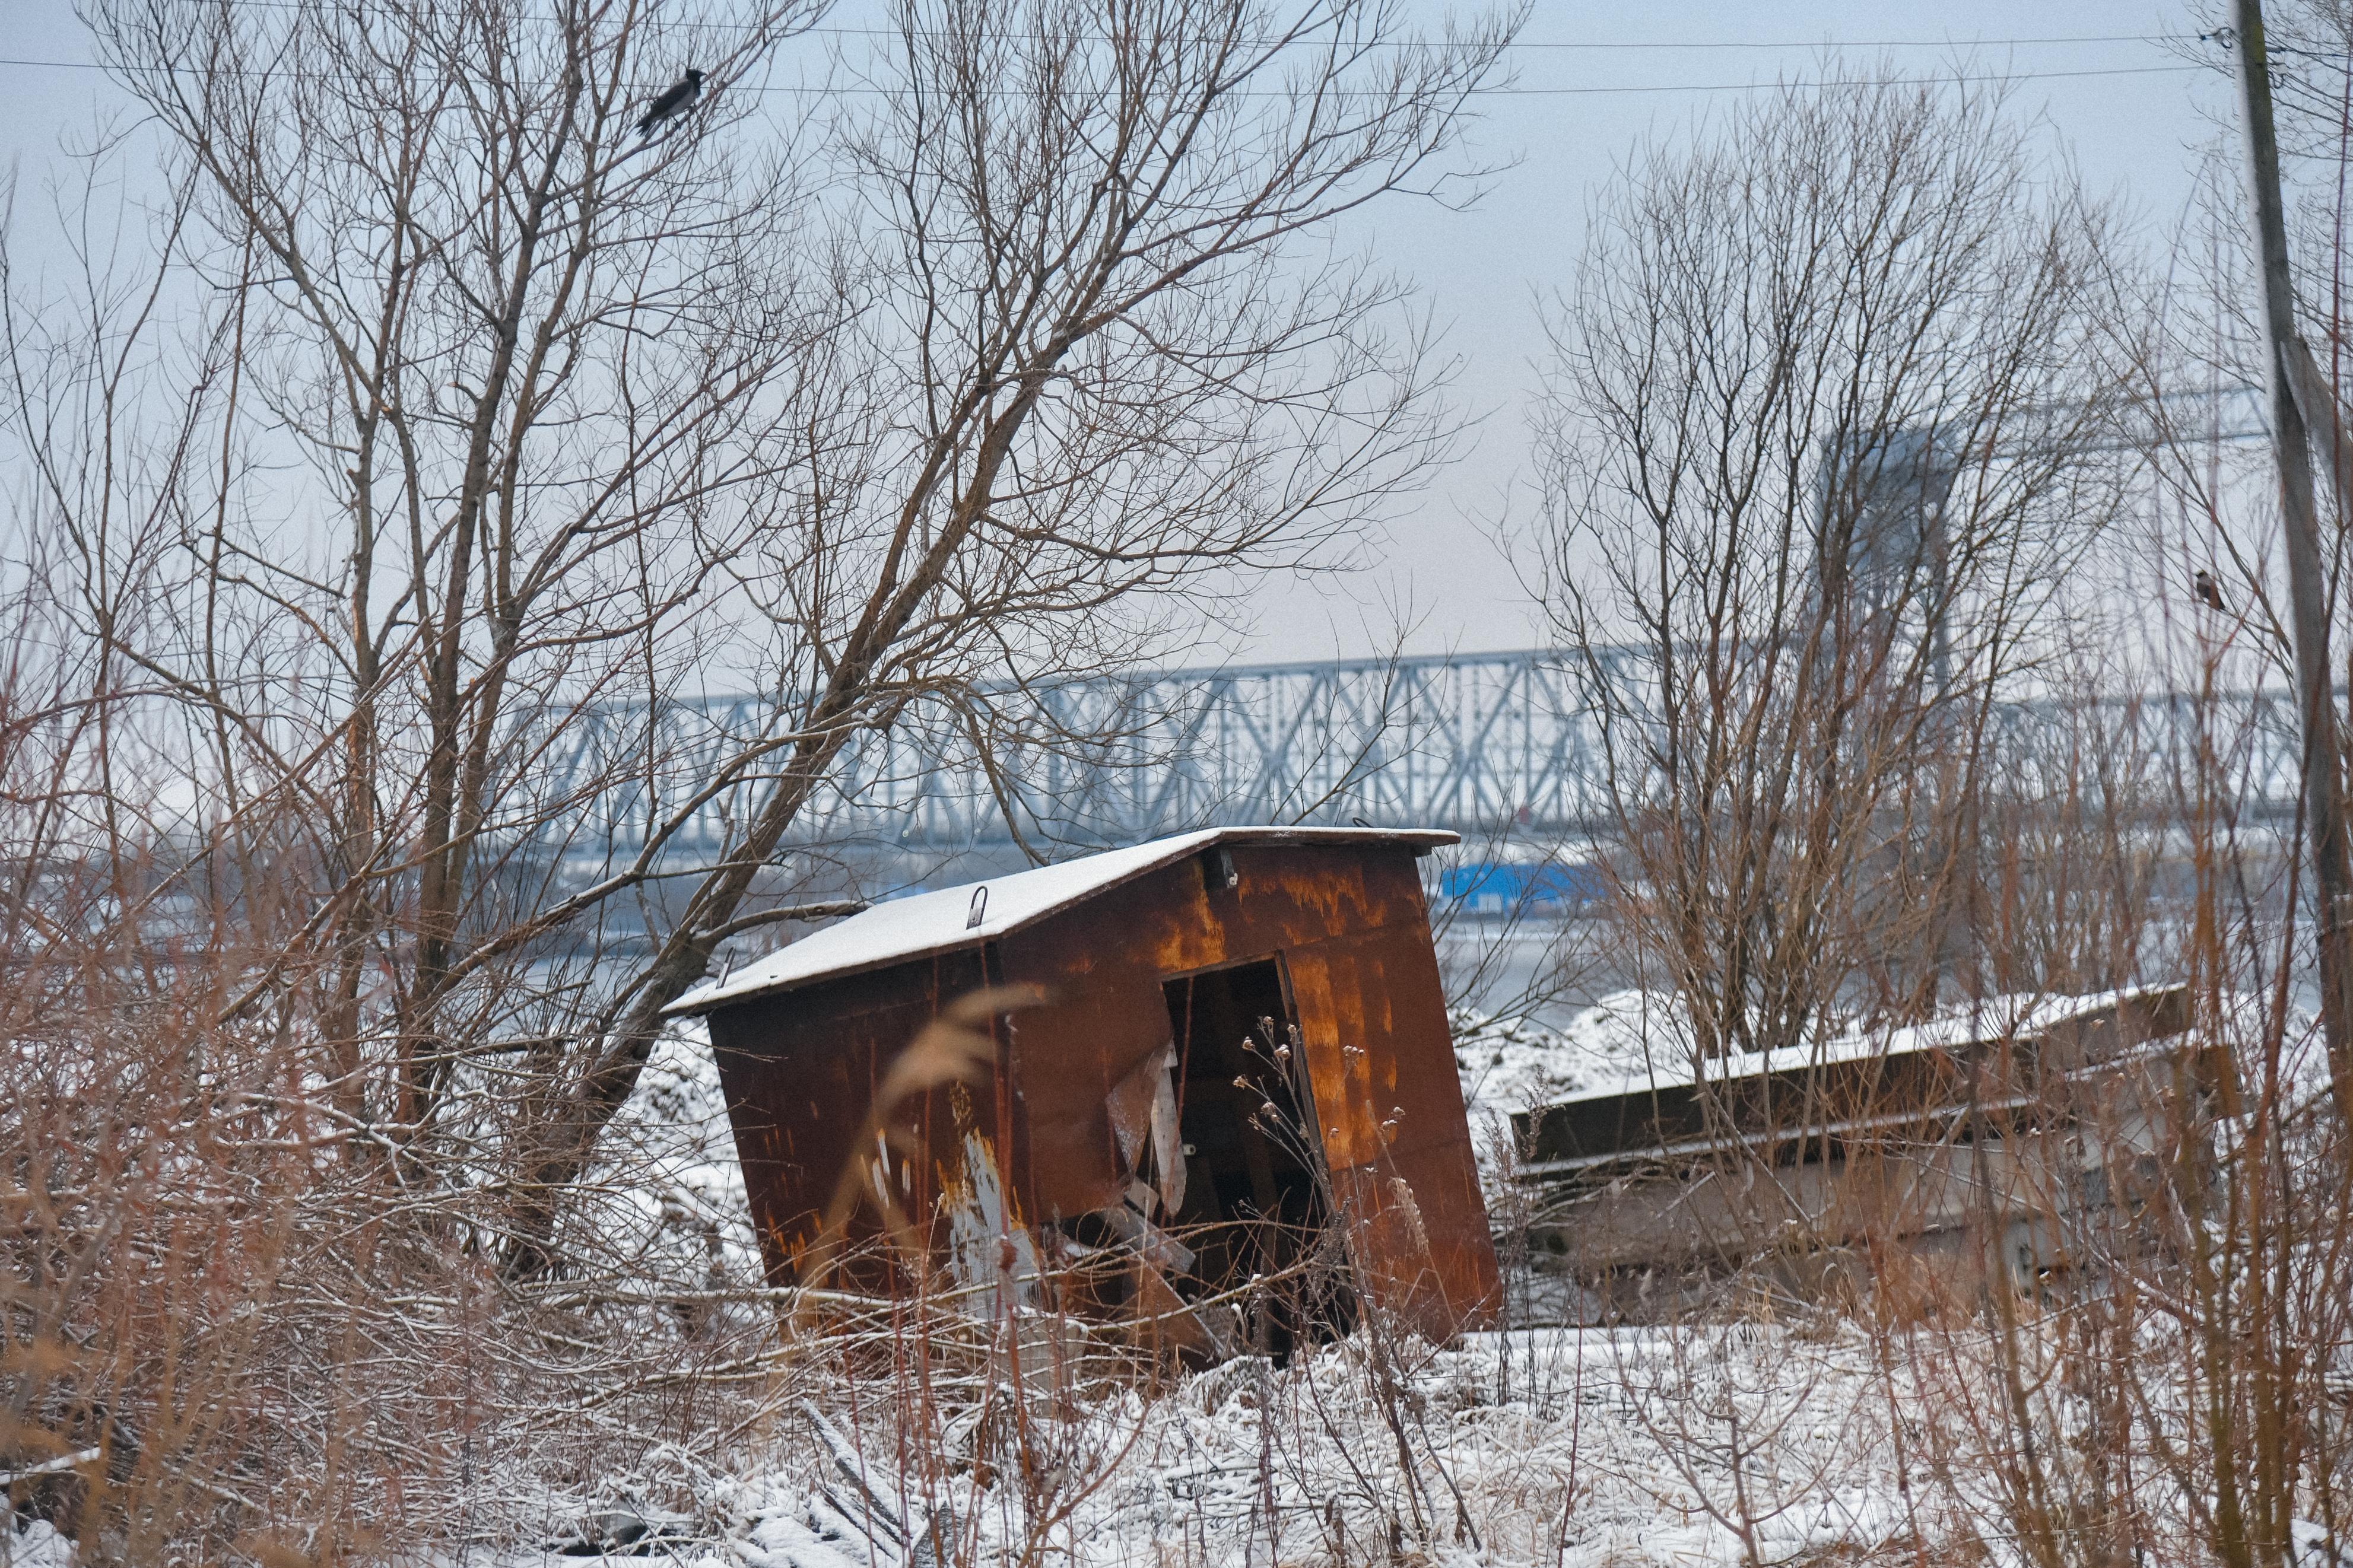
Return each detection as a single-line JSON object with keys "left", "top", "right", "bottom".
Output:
{"left": 707, "top": 947, "right": 997, "bottom": 1283}
{"left": 1285, "top": 924, "right": 1500, "bottom": 1340}
{"left": 995, "top": 842, "right": 1495, "bottom": 1336}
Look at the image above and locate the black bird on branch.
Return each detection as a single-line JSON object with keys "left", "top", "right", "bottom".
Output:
{"left": 2194, "top": 568, "right": 2227, "bottom": 613}
{"left": 636, "top": 69, "right": 704, "bottom": 138}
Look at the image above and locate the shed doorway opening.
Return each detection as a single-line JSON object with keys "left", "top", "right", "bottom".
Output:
{"left": 1161, "top": 958, "right": 1354, "bottom": 1354}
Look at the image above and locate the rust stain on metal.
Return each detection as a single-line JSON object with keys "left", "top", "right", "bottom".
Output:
{"left": 690, "top": 830, "right": 1498, "bottom": 1356}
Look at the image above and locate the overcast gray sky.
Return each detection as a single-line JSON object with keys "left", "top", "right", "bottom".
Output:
{"left": 0, "top": 2, "right": 2232, "bottom": 665}
{"left": 1245, "top": 1, "right": 2232, "bottom": 666}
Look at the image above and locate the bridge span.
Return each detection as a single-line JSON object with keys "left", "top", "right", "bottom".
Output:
{"left": 550, "top": 649, "right": 2308, "bottom": 861}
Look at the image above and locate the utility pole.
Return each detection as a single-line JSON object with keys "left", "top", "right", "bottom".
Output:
{"left": 2233, "top": 0, "right": 2353, "bottom": 1127}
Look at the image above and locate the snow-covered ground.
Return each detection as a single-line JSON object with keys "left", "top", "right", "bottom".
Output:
{"left": 435, "top": 1004, "right": 1942, "bottom": 1568}
{"left": 665, "top": 1322, "right": 1930, "bottom": 1568}
{"left": 14, "top": 995, "right": 2319, "bottom": 1568}
{"left": 1454, "top": 988, "right": 1691, "bottom": 1119}
{"left": 457, "top": 995, "right": 2334, "bottom": 1568}
{"left": 468, "top": 1306, "right": 2301, "bottom": 1568}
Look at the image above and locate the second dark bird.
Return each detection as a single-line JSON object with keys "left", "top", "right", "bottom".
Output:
{"left": 637, "top": 69, "right": 704, "bottom": 138}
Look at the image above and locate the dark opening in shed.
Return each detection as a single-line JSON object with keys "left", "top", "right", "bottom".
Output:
{"left": 1158, "top": 958, "right": 1353, "bottom": 1354}
{"left": 667, "top": 827, "right": 1498, "bottom": 1358}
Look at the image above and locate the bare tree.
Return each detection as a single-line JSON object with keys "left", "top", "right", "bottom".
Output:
{"left": 27, "top": 0, "right": 833, "bottom": 1156}
{"left": 1528, "top": 74, "right": 2135, "bottom": 1064}
{"left": 504, "top": 0, "right": 1514, "bottom": 1266}
{"left": 9, "top": 0, "right": 1513, "bottom": 1274}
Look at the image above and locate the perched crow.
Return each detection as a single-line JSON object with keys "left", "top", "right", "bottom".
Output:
{"left": 636, "top": 69, "right": 703, "bottom": 138}
{"left": 2194, "top": 568, "right": 2227, "bottom": 612}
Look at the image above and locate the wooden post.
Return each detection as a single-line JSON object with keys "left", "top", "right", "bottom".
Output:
{"left": 2233, "top": 0, "right": 2353, "bottom": 1126}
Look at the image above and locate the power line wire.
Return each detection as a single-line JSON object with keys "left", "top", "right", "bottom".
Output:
{"left": 790, "top": 28, "right": 2193, "bottom": 50}
{"left": 0, "top": 55, "right": 2211, "bottom": 96}
{"left": 24, "top": 0, "right": 2210, "bottom": 51}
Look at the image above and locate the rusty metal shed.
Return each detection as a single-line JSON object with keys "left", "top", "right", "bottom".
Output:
{"left": 669, "top": 826, "right": 1499, "bottom": 1351}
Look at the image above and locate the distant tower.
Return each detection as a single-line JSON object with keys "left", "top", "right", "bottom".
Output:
{"left": 1814, "top": 426, "right": 1957, "bottom": 694}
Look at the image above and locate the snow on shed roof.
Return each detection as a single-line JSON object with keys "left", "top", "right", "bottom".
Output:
{"left": 666, "top": 825, "right": 1458, "bottom": 1015}
{"left": 1539, "top": 984, "right": 2189, "bottom": 1110}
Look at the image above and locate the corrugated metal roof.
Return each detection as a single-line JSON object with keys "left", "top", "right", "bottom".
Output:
{"left": 666, "top": 825, "right": 1458, "bottom": 1015}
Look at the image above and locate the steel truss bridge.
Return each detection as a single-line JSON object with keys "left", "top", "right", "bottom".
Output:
{"left": 540, "top": 391, "right": 2297, "bottom": 866}
{"left": 547, "top": 649, "right": 2310, "bottom": 863}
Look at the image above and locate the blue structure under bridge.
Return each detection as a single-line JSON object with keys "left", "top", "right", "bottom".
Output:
{"left": 1440, "top": 860, "right": 1610, "bottom": 917}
